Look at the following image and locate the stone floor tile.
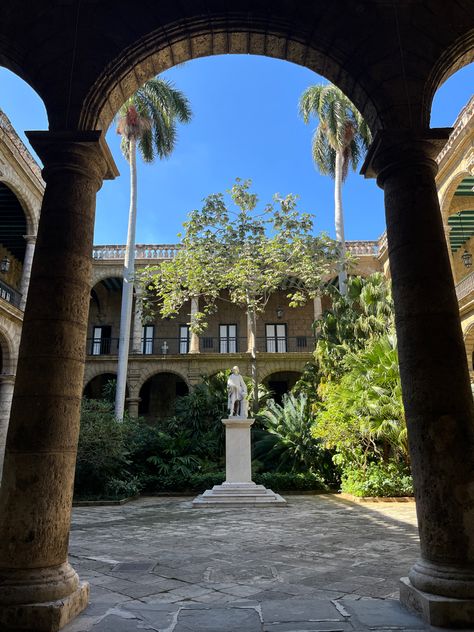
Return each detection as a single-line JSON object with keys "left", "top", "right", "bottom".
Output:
{"left": 174, "top": 606, "right": 262, "bottom": 632}
{"left": 342, "top": 597, "right": 427, "bottom": 628}
{"left": 261, "top": 597, "right": 343, "bottom": 623}
{"left": 263, "top": 623, "right": 353, "bottom": 632}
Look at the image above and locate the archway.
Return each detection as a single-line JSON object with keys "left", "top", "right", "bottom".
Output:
{"left": 1, "top": 5, "right": 474, "bottom": 631}
{"left": 83, "top": 373, "right": 124, "bottom": 401}
{"left": 263, "top": 370, "right": 302, "bottom": 405}
{"left": 138, "top": 371, "right": 189, "bottom": 420}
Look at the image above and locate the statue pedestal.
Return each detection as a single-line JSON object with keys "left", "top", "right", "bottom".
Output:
{"left": 193, "top": 418, "right": 286, "bottom": 507}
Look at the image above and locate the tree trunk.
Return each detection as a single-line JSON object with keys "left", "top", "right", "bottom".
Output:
{"left": 115, "top": 137, "right": 137, "bottom": 419}
{"left": 334, "top": 150, "right": 347, "bottom": 296}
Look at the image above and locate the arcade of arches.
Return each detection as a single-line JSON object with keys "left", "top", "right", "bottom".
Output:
{"left": 0, "top": 2, "right": 474, "bottom": 629}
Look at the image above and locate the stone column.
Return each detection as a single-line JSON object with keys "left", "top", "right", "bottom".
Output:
{"left": 313, "top": 296, "right": 323, "bottom": 321}
{"left": 127, "top": 397, "right": 141, "bottom": 418}
{"left": 131, "top": 287, "right": 143, "bottom": 354}
{"left": 0, "top": 130, "right": 117, "bottom": 632}
{"left": 362, "top": 130, "right": 474, "bottom": 626}
{"left": 188, "top": 296, "right": 200, "bottom": 353}
{"left": 19, "top": 234, "right": 36, "bottom": 311}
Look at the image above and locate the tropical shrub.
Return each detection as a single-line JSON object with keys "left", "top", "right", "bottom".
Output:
{"left": 74, "top": 398, "right": 139, "bottom": 499}
{"left": 253, "top": 393, "right": 332, "bottom": 478}
{"left": 254, "top": 471, "right": 327, "bottom": 492}
{"left": 340, "top": 461, "right": 413, "bottom": 497}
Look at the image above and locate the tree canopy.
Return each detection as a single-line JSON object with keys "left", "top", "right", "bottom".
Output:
{"left": 140, "top": 179, "right": 339, "bottom": 331}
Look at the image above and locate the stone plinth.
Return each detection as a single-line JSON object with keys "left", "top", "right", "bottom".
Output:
{"left": 400, "top": 577, "right": 474, "bottom": 627}
{"left": 193, "top": 418, "right": 286, "bottom": 507}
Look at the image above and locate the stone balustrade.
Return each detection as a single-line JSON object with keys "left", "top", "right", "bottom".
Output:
{"left": 346, "top": 240, "right": 379, "bottom": 255}
{"left": 92, "top": 244, "right": 180, "bottom": 260}
{"left": 455, "top": 270, "right": 474, "bottom": 302}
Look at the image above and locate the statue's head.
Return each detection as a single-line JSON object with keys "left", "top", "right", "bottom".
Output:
{"left": 231, "top": 366, "right": 239, "bottom": 374}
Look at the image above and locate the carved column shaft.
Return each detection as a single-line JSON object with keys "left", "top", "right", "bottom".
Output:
{"left": 364, "top": 130, "right": 474, "bottom": 601}
{"left": 0, "top": 131, "right": 117, "bottom": 630}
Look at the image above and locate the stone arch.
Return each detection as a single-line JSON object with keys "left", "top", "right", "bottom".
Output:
{"left": 424, "top": 33, "right": 474, "bottom": 128}
{"left": 90, "top": 266, "right": 124, "bottom": 287}
{"left": 439, "top": 170, "right": 473, "bottom": 222}
{"left": 464, "top": 322, "right": 474, "bottom": 372}
{"left": 80, "top": 14, "right": 381, "bottom": 134}
{"left": 83, "top": 362, "right": 119, "bottom": 386}
{"left": 138, "top": 369, "right": 190, "bottom": 419}
{"left": 0, "top": 319, "right": 19, "bottom": 375}
{"left": 135, "top": 366, "right": 190, "bottom": 394}
{"left": 259, "top": 359, "right": 306, "bottom": 383}
{"left": 0, "top": 162, "right": 41, "bottom": 236}
{"left": 83, "top": 372, "right": 122, "bottom": 400}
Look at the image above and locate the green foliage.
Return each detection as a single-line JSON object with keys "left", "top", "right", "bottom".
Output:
{"left": 74, "top": 399, "right": 140, "bottom": 499}
{"left": 117, "top": 77, "right": 192, "bottom": 162}
{"left": 253, "top": 393, "right": 330, "bottom": 476}
{"left": 341, "top": 462, "right": 413, "bottom": 497}
{"left": 314, "top": 273, "right": 394, "bottom": 382}
{"left": 299, "top": 83, "right": 371, "bottom": 182}
{"left": 140, "top": 179, "right": 338, "bottom": 328}
{"left": 254, "top": 471, "right": 327, "bottom": 491}
{"left": 313, "top": 334, "right": 407, "bottom": 468}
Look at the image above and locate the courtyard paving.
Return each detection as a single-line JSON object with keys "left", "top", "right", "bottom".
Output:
{"left": 62, "top": 494, "right": 460, "bottom": 632}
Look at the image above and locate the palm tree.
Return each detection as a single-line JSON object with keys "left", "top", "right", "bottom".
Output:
{"left": 299, "top": 84, "right": 371, "bottom": 295}
{"left": 115, "top": 78, "right": 192, "bottom": 419}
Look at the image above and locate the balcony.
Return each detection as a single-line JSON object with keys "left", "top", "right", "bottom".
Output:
{"left": 0, "top": 279, "right": 22, "bottom": 309}
{"left": 455, "top": 271, "right": 474, "bottom": 303}
{"left": 86, "top": 335, "right": 315, "bottom": 357}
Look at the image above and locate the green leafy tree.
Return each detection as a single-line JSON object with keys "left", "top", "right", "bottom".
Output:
{"left": 115, "top": 78, "right": 192, "bottom": 419}
{"left": 314, "top": 273, "right": 393, "bottom": 383}
{"left": 313, "top": 334, "right": 406, "bottom": 467}
{"left": 141, "top": 179, "right": 338, "bottom": 410}
{"left": 299, "top": 84, "right": 372, "bottom": 295}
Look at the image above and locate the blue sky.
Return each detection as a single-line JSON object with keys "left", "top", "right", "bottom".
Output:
{"left": 0, "top": 56, "right": 473, "bottom": 245}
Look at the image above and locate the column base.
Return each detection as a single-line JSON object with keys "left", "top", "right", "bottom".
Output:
{"left": 400, "top": 577, "right": 474, "bottom": 628}
{"left": 0, "top": 581, "right": 89, "bottom": 632}
{"left": 192, "top": 482, "right": 286, "bottom": 507}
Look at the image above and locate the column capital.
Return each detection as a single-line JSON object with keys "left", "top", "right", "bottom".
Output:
{"left": 25, "top": 130, "right": 119, "bottom": 188}
{"left": 22, "top": 234, "right": 36, "bottom": 245}
{"left": 361, "top": 128, "right": 452, "bottom": 187}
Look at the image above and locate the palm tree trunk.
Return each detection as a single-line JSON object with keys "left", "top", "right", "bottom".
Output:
{"left": 249, "top": 307, "right": 258, "bottom": 415}
{"left": 115, "top": 137, "right": 138, "bottom": 419}
{"left": 334, "top": 149, "right": 347, "bottom": 296}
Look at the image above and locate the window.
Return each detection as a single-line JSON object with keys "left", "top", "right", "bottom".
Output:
{"left": 219, "top": 324, "right": 237, "bottom": 353}
{"left": 142, "top": 325, "right": 154, "bottom": 355}
{"left": 179, "top": 325, "right": 190, "bottom": 354}
{"left": 266, "top": 323, "right": 287, "bottom": 353}
{"left": 91, "top": 325, "right": 112, "bottom": 355}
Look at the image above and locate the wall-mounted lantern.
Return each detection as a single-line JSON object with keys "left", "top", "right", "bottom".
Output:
{"left": 462, "top": 249, "right": 473, "bottom": 269}
{"left": 0, "top": 256, "right": 10, "bottom": 273}
{"left": 276, "top": 307, "right": 284, "bottom": 319}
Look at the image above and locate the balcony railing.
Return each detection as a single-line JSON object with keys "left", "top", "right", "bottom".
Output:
{"left": 86, "top": 335, "right": 314, "bottom": 356}
{"left": 92, "top": 244, "right": 180, "bottom": 260}
{"left": 0, "top": 279, "right": 22, "bottom": 309}
{"left": 455, "top": 271, "right": 474, "bottom": 302}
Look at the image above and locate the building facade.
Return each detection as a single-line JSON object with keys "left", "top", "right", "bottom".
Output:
{"left": 85, "top": 241, "right": 382, "bottom": 419}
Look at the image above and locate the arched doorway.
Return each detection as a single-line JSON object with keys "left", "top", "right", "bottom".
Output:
{"left": 83, "top": 373, "right": 122, "bottom": 401}
{"left": 139, "top": 372, "right": 189, "bottom": 420}
{"left": 263, "top": 370, "right": 302, "bottom": 405}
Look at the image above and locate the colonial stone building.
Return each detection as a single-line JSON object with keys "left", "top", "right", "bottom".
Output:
{"left": 85, "top": 241, "right": 382, "bottom": 418}
{"left": 0, "top": 3, "right": 473, "bottom": 627}
{"left": 0, "top": 109, "right": 42, "bottom": 477}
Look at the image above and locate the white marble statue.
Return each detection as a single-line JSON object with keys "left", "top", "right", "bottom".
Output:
{"left": 227, "top": 366, "right": 248, "bottom": 418}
